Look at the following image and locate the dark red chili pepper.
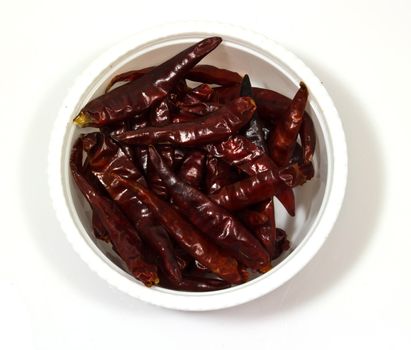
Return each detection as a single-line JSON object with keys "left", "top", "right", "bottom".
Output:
{"left": 82, "top": 132, "right": 182, "bottom": 283}
{"left": 239, "top": 209, "right": 269, "bottom": 227}
{"left": 105, "top": 66, "right": 155, "bottom": 93}
{"left": 268, "top": 82, "right": 308, "bottom": 167}
{"left": 210, "top": 170, "right": 281, "bottom": 211}
{"left": 205, "top": 156, "right": 239, "bottom": 194}
{"left": 114, "top": 97, "right": 256, "bottom": 147}
{"left": 240, "top": 75, "right": 267, "bottom": 152}
{"left": 73, "top": 37, "right": 222, "bottom": 127}
{"left": 114, "top": 174, "right": 242, "bottom": 284}
{"left": 186, "top": 64, "right": 242, "bottom": 86}
{"left": 148, "top": 146, "right": 270, "bottom": 270}
{"left": 70, "top": 138, "right": 159, "bottom": 286}
{"left": 178, "top": 151, "right": 206, "bottom": 190}
{"left": 181, "top": 83, "right": 214, "bottom": 105}
{"left": 300, "top": 113, "right": 316, "bottom": 164}
{"left": 204, "top": 135, "right": 295, "bottom": 216}
{"left": 177, "top": 101, "right": 221, "bottom": 116}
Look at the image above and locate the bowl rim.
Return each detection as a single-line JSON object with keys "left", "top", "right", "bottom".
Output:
{"left": 48, "top": 21, "right": 347, "bottom": 311}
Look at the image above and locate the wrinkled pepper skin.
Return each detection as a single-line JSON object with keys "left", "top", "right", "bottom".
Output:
{"left": 148, "top": 146, "right": 270, "bottom": 270}
{"left": 210, "top": 170, "right": 280, "bottom": 211}
{"left": 149, "top": 99, "right": 171, "bottom": 126}
{"left": 205, "top": 156, "right": 239, "bottom": 194}
{"left": 268, "top": 83, "right": 308, "bottom": 166}
{"left": 185, "top": 65, "right": 243, "bottom": 86}
{"left": 114, "top": 97, "right": 256, "bottom": 147}
{"left": 205, "top": 135, "right": 295, "bottom": 216}
{"left": 82, "top": 132, "right": 182, "bottom": 283}
{"left": 74, "top": 37, "right": 222, "bottom": 127}
{"left": 70, "top": 138, "right": 158, "bottom": 286}
{"left": 114, "top": 174, "right": 242, "bottom": 284}
{"left": 91, "top": 211, "right": 110, "bottom": 243}
{"left": 178, "top": 151, "right": 206, "bottom": 190}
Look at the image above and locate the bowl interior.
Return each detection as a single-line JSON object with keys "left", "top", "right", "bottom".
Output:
{"left": 62, "top": 35, "right": 328, "bottom": 292}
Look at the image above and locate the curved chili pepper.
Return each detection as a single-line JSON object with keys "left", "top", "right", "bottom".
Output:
{"left": 300, "top": 113, "right": 316, "bottom": 164}
{"left": 148, "top": 146, "right": 270, "bottom": 270}
{"left": 114, "top": 97, "right": 256, "bottom": 147}
{"left": 186, "top": 64, "right": 242, "bottom": 86}
{"left": 178, "top": 151, "right": 206, "bottom": 190}
{"left": 82, "top": 132, "right": 182, "bottom": 283}
{"left": 204, "top": 135, "right": 295, "bottom": 216}
{"left": 210, "top": 170, "right": 281, "bottom": 211}
{"left": 70, "top": 138, "right": 159, "bottom": 286}
{"left": 205, "top": 156, "right": 239, "bottom": 194}
{"left": 268, "top": 82, "right": 308, "bottom": 167}
{"left": 73, "top": 37, "right": 222, "bottom": 127}
{"left": 114, "top": 174, "right": 242, "bottom": 284}
{"left": 105, "top": 66, "right": 155, "bottom": 93}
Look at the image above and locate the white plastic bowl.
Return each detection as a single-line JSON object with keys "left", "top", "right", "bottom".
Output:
{"left": 48, "top": 22, "right": 347, "bottom": 311}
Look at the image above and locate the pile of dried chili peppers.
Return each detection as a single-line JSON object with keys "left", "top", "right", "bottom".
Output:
{"left": 70, "top": 36, "right": 316, "bottom": 291}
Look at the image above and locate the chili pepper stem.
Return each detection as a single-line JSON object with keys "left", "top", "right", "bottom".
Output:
{"left": 73, "top": 112, "right": 91, "bottom": 127}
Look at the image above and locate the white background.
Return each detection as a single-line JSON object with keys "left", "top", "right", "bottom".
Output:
{"left": 1, "top": 0, "right": 410, "bottom": 348}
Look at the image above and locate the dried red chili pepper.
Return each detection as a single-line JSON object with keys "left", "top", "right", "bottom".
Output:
{"left": 70, "top": 138, "right": 159, "bottom": 286}
{"left": 178, "top": 151, "right": 206, "bottom": 190}
{"left": 148, "top": 146, "right": 270, "bottom": 270}
{"left": 186, "top": 64, "right": 242, "bottom": 86}
{"left": 114, "top": 97, "right": 256, "bottom": 147}
{"left": 82, "top": 132, "right": 182, "bottom": 283}
{"left": 210, "top": 170, "right": 282, "bottom": 211}
{"left": 205, "top": 156, "right": 239, "bottom": 194}
{"left": 114, "top": 174, "right": 242, "bottom": 284}
{"left": 105, "top": 66, "right": 155, "bottom": 93}
{"left": 204, "top": 135, "right": 295, "bottom": 216}
{"left": 268, "top": 82, "right": 308, "bottom": 167}
{"left": 73, "top": 37, "right": 222, "bottom": 127}
{"left": 273, "top": 228, "right": 290, "bottom": 259}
